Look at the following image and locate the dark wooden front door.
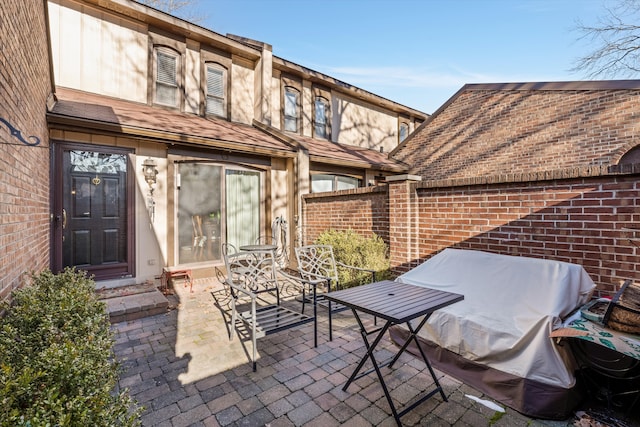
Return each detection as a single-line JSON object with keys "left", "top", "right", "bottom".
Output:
{"left": 52, "top": 143, "right": 135, "bottom": 280}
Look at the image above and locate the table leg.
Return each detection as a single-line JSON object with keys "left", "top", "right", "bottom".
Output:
{"left": 343, "top": 311, "right": 401, "bottom": 424}
{"left": 389, "top": 314, "right": 447, "bottom": 402}
{"left": 343, "top": 311, "right": 447, "bottom": 426}
{"left": 343, "top": 311, "right": 391, "bottom": 391}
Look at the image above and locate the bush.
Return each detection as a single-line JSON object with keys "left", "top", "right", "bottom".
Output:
{"left": 315, "top": 229, "right": 393, "bottom": 288}
{"left": 0, "top": 268, "right": 142, "bottom": 426}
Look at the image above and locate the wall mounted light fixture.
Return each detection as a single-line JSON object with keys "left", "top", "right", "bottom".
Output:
{"left": 142, "top": 157, "right": 158, "bottom": 194}
{"left": 142, "top": 157, "right": 158, "bottom": 223}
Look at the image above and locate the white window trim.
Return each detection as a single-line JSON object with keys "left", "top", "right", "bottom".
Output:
{"left": 284, "top": 86, "right": 300, "bottom": 132}
{"left": 399, "top": 122, "right": 409, "bottom": 143}
{"left": 314, "top": 96, "right": 330, "bottom": 139}
{"left": 154, "top": 46, "right": 181, "bottom": 108}
{"left": 205, "top": 63, "right": 227, "bottom": 117}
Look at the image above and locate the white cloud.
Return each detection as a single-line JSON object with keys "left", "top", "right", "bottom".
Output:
{"left": 325, "top": 64, "right": 570, "bottom": 91}
{"left": 306, "top": 63, "right": 574, "bottom": 113}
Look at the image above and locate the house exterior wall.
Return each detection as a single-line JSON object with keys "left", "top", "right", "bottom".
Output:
{"left": 393, "top": 88, "right": 640, "bottom": 180}
{"left": 48, "top": 0, "right": 148, "bottom": 103}
{"left": 302, "top": 168, "right": 640, "bottom": 294}
{"left": 41, "top": 0, "right": 427, "bottom": 284}
{"left": 47, "top": 0, "right": 425, "bottom": 146}
{"left": 0, "top": 0, "right": 52, "bottom": 300}
{"left": 184, "top": 40, "right": 200, "bottom": 114}
{"left": 333, "top": 93, "right": 399, "bottom": 153}
{"left": 231, "top": 57, "right": 255, "bottom": 124}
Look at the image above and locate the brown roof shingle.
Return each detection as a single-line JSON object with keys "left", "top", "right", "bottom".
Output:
{"left": 253, "top": 122, "right": 409, "bottom": 173}
{"left": 48, "top": 87, "right": 297, "bottom": 157}
{"left": 49, "top": 87, "right": 406, "bottom": 172}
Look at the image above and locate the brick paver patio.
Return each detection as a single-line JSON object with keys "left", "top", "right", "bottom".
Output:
{"left": 111, "top": 278, "right": 607, "bottom": 426}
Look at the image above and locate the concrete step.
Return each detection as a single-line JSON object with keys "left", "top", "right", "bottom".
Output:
{"left": 103, "top": 288, "right": 170, "bottom": 323}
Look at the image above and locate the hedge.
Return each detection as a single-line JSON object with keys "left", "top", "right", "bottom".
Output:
{"left": 0, "top": 268, "right": 141, "bottom": 426}
{"left": 314, "top": 229, "right": 393, "bottom": 287}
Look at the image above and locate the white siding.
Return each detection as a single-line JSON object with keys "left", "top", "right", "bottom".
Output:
{"left": 230, "top": 60, "right": 254, "bottom": 124}
{"left": 334, "top": 93, "right": 398, "bottom": 151}
{"left": 184, "top": 41, "right": 200, "bottom": 114}
{"left": 270, "top": 75, "right": 282, "bottom": 129}
{"left": 48, "top": 0, "right": 147, "bottom": 102}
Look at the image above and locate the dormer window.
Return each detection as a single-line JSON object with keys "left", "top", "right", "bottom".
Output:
{"left": 314, "top": 96, "right": 330, "bottom": 139}
{"left": 206, "top": 63, "right": 227, "bottom": 117}
{"left": 154, "top": 48, "right": 179, "bottom": 107}
{"left": 399, "top": 122, "right": 409, "bottom": 142}
{"left": 284, "top": 87, "right": 299, "bottom": 132}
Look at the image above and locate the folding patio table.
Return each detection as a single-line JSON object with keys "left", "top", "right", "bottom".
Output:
{"left": 325, "top": 280, "right": 464, "bottom": 426}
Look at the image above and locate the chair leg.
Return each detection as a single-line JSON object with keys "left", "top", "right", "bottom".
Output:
{"left": 313, "top": 284, "right": 317, "bottom": 347}
{"left": 230, "top": 299, "right": 237, "bottom": 340}
{"left": 251, "top": 299, "right": 257, "bottom": 372}
{"left": 301, "top": 287, "right": 307, "bottom": 314}
{"left": 328, "top": 279, "right": 333, "bottom": 341}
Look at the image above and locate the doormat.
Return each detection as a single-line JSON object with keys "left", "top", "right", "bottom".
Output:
{"left": 95, "top": 281, "right": 158, "bottom": 300}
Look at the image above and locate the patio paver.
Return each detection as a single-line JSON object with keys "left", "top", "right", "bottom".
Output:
{"left": 111, "top": 278, "right": 634, "bottom": 426}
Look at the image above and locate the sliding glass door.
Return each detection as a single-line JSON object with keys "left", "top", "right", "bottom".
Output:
{"left": 225, "top": 169, "right": 260, "bottom": 250}
{"left": 175, "top": 163, "right": 260, "bottom": 265}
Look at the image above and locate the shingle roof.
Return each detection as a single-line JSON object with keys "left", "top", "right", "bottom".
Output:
{"left": 48, "top": 87, "right": 298, "bottom": 157}
{"left": 299, "top": 134, "right": 408, "bottom": 172}
{"left": 391, "top": 80, "right": 640, "bottom": 181}
{"left": 252, "top": 122, "right": 409, "bottom": 173}
{"left": 48, "top": 87, "right": 406, "bottom": 172}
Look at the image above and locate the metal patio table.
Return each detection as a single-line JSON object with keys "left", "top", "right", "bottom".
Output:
{"left": 325, "top": 280, "right": 464, "bottom": 426}
{"left": 239, "top": 244, "right": 277, "bottom": 252}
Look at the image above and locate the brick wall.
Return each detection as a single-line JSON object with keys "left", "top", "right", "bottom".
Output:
{"left": 393, "top": 87, "right": 640, "bottom": 181}
{"left": 0, "top": 0, "right": 52, "bottom": 300}
{"left": 302, "top": 169, "right": 640, "bottom": 294}
{"left": 301, "top": 186, "right": 388, "bottom": 245}
{"left": 409, "top": 172, "right": 640, "bottom": 294}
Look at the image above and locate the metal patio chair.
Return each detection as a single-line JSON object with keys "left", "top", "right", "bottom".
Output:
{"left": 224, "top": 249, "right": 315, "bottom": 371}
{"left": 295, "top": 244, "right": 376, "bottom": 340}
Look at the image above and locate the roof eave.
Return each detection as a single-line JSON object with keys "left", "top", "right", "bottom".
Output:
{"left": 272, "top": 56, "right": 428, "bottom": 118}
{"left": 308, "top": 154, "right": 408, "bottom": 173}
{"left": 79, "top": 0, "right": 262, "bottom": 62}
{"left": 46, "top": 113, "right": 297, "bottom": 158}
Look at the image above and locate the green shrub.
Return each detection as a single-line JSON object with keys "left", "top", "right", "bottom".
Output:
{"left": 315, "top": 229, "right": 393, "bottom": 288}
{"left": 0, "top": 268, "right": 142, "bottom": 427}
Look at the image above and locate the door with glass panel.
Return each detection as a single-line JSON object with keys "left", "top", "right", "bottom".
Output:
{"left": 225, "top": 169, "right": 260, "bottom": 250}
{"left": 176, "top": 163, "right": 260, "bottom": 265}
{"left": 52, "top": 144, "right": 134, "bottom": 280}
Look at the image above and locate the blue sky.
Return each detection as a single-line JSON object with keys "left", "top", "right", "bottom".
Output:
{"left": 194, "top": 0, "right": 610, "bottom": 114}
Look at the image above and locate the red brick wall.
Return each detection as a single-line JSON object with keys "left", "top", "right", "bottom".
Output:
{"left": 409, "top": 174, "right": 640, "bottom": 294}
{"left": 302, "top": 170, "right": 640, "bottom": 294}
{"left": 301, "top": 186, "right": 388, "bottom": 245}
{"left": 0, "top": 0, "right": 52, "bottom": 300}
{"left": 393, "top": 87, "right": 640, "bottom": 181}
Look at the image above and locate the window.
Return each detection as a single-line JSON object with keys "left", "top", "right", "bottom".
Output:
{"left": 176, "top": 163, "right": 261, "bottom": 265}
{"left": 284, "top": 87, "right": 299, "bottom": 132}
{"left": 206, "top": 63, "right": 226, "bottom": 117}
{"left": 311, "top": 174, "right": 359, "bottom": 193}
{"left": 155, "top": 48, "right": 179, "bottom": 107}
{"left": 314, "top": 96, "right": 330, "bottom": 139}
{"left": 399, "top": 122, "right": 409, "bottom": 143}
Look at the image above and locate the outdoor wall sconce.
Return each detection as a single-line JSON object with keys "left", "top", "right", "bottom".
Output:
{"left": 142, "top": 157, "right": 158, "bottom": 194}
{"left": 142, "top": 157, "right": 158, "bottom": 223}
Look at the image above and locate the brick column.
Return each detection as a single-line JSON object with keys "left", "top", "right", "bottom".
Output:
{"left": 387, "top": 174, "right": 422, "bottom": 275}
